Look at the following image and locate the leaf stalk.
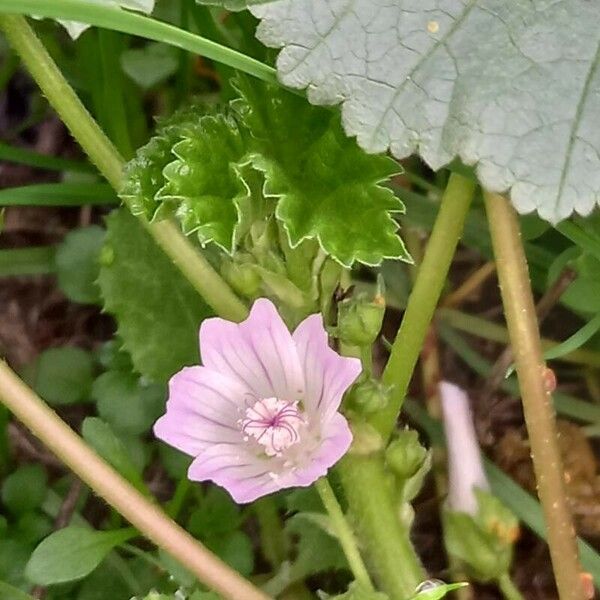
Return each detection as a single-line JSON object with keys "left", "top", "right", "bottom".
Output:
{"left": 483, "top": 191, "right": 584, "bottom": 600}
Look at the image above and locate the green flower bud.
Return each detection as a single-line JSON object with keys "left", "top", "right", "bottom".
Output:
{"left": 336, "top": 287, "right": 385, "bottom": 347}
{"left": 386, "top": 430, "right": 429, "bottom": 480}
{"left": 221, "top": 259, "right": 262, "bottom": 298}
{"left": 348, "top": 378, "right": 391, "bottom": 414}
{"left": 442, "top": 489, "right": 520, "bottom": 582}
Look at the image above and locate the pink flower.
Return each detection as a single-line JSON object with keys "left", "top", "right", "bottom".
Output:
{"left": 439, "top": 381, "right": 490, "bottom": 515}
{"left": 154, "top": 299, "right": 361, "bottom": 503}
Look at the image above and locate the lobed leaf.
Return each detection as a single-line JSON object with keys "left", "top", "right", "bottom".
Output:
{"left": 236, "top": 80, "right": 408, "bottom": 266}
{"left": 97, "top": 210, "right": 212, "bottom": 382}
{"left": 204, "top": 0, "right": 600, "bottom": 223}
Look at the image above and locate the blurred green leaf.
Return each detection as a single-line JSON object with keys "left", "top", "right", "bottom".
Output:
{"left": 121, "top": 43, "right": 178, "bottom": 89}
{"left": 187, "top": 487, "right": 242, "bottom": 538}
{"left": 205, "top": 531, "right": 254, "bottom": 577}
{"left": 26, "top": 526, "right": 136, "bottom": 585}
{"left": 82, "top": 417, "right": 148, "bottom": 493}
{"left": 0, "top": 579, "right": 34, "bottom": 600}
{"left": 55, "top": 226, "right": 105, "bottom": 304}
{"left": 1, "top": 465, "right": 47, "bottom": 515}
{"left": 91, "top": 370, "right": 165, "bottom": 436}
{"left": 24, "top": 347, "right": 95, "bottom": 406}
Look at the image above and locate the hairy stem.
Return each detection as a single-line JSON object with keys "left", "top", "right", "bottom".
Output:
{"left": 484, "top": 192, "right": 584, "bottom": 600}
{"left": 0, "top": 362, "right": 269, "bottom": 600}
{"left": 0, "top": 14, "right": 247, "bottom": 322}
{"left": 371, "top": 173, "right": 476, "bottom": 440}
{"left": 315, "top": 477, "right": 375, "bottom": 592}
{"left": 339, "top": 456, "right": 425, "bottom": 599}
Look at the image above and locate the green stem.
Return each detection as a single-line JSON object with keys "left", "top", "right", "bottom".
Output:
{"left": 484, "top": 192, "right": 584, "bottom": 600}
{"left": 166, "top": 478, "right": 191, "bottom": 520}
{"left": 254, "top": 497, "right": 288, "bottom": 569}
{"left": 338, "top": 456, "right": 424, "bottom": 599}
{"left": 0, "top": 14, "right": 248, "bottom": 322}
{"left": 371, "top": 173, "right": 476, "bottom": 440}
{"left": 315, "top": 477, "right": 375, "bottom": 592}
{"left": 497, "top": 573, "right": 525, "bottom": 600}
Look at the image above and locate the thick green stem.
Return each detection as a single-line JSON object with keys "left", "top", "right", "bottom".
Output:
{"left": 0, "top": 361, "right": 269, "bottom": 600}
{"left": 497, "top": 573, "right": 525, "bottom": 600}
{"left": 484, "top": 192, "right": 584, "bottom": 600}
{"left": 315, "top": 477, "right": 375, "bottom": 592}
{"left": 371, "top": 174, "right": 476, "bottom": 440}
{"left": 339, "top": 456, "right": 425, "bottom": 600}
{"left": 0, "top": 14, "right": 247, "bottom": 322}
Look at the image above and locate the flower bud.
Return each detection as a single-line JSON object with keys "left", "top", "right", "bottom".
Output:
{"left": 348, "top": 378, "right": 391, "bottom": 414}
{"left": 221, "top": 258, "right": 261, "bottom": 298}
{"left": 386, "top": 429, "right": 429, "bottom": 481}
{"left": 439, "top": 381, "right": 489, "bottom": 514}
{"left": 440, "top": 382, "right": 519, "bottom": 582}
{"left": 336, "top": 286, "right": 385, "bottom": 347}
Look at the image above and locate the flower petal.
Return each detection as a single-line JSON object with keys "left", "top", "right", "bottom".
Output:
{"left": 281, "top": 413, "right": 352, "bottom": 488}
{"left": 188, "top": 444, "right": 281, "bottom": 504}
{"left": 200, "top": 298, "right": 305, "bottom": 402}
{"left": 153, "top": 366, "right": 246, "bottom": 457}
{"left": 293, "top": 314, "right": 362, "bottom": 420}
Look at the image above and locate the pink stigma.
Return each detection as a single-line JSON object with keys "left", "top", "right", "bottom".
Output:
{"left": 241, "top": 397, "right": 304, "bottom": 456}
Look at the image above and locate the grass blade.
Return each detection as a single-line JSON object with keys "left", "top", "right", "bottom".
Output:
{"left": 0, "top": 246, "right": 55, "bottom": 276}
{"left": 0, "top": 0, "right": 277, "bottom": 85}
{"left": 0, "top": 183, "right": 118, "bottom": 206}
{"left": 0, "top": 142, "right": 94, "bottom": 173}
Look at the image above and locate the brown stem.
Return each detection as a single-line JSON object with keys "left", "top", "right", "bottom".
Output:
{"left": 0, "top": 361, "right": 269, "bottom": 600}
{"left": 481, "top": 267, "right": 576, "bottom": 402}
{"left": 483, "top": 191, "right": 584, "bottom": 600}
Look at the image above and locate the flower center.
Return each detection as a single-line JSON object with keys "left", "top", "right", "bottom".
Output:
{"left": 241, "top": 397, "right": 304, "bottom": 457}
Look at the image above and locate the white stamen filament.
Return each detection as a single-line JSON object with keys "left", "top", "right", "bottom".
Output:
{"left": 241, "top": 397, "right": 305, "bottom": 456}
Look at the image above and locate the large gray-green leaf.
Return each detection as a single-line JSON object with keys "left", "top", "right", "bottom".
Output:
{"left": 205, "top": 0, "right": 600, "bottom": 223}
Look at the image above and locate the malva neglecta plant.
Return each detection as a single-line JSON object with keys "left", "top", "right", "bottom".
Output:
{"left": 0, "top": 1, "right": 600, "bottom": 600}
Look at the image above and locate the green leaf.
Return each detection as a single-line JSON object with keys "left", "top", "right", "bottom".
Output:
{"left": 186, "top": 487, "right": 242, "bottom": 538}
{"left": 237, "top": 81, "right": 407, "bottom": 266}
{"left": 55, "top": 225, "right": 105, "bottom": 304}
{"left": 81, "top": 417, "right": 148, "bottom": 493}
{"left": 91, "top": 370, "right": 165, "bottom": 435}
{"left": 97, "top": 209, "right": 212, "bottom": 382}
{"left": 227, "top": 0, "right": 600, "bottom": 224}
{"left": 160, "top": 112, "right": 249, "bottom": 251}
{"left": 204, "top": 531, "right": 254, "bottom": 577}
{"left": 0, "top": 540, "right": 30, "bottom": 588}
{"left": 23, "top": 347, "right": 95, "bottom": 406}
{"left": 0, "top": 580, "right": 34, "bottom": 600}
{"left": 25, "top": 526, "right": 136, "bottom": 585}
{"left": 1, "top": 465, "right": 47, "bottom": 515}
{"left": 121, "top": 42, "right": 178, "bottom": 89}
{"left": 285, "top": 512, "right": 347, "bottom": 581}
{"left": 410, "top": 582, "right": 468, "bottom": 600}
